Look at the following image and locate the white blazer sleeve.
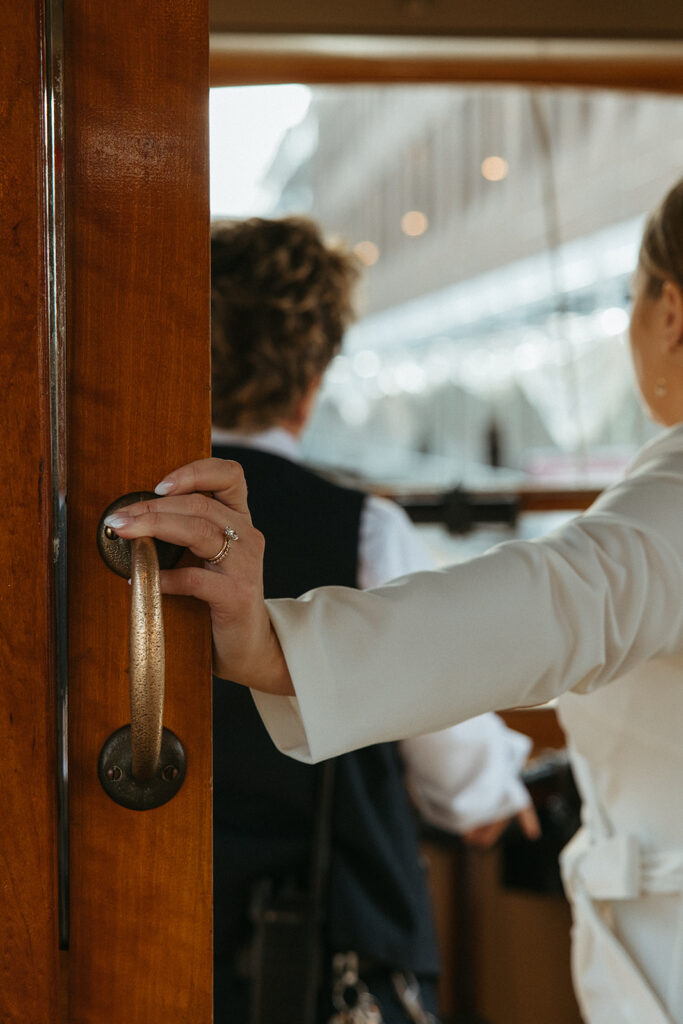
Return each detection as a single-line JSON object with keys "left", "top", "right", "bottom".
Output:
{"left": 359, "top": 494, "right": 532, "bottom": 830}
{"left": 254, "top": 430, "right": 683, "bottom": 763}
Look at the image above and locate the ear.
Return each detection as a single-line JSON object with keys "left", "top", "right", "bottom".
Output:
{"left": 661, "top": 280, "right": 683, "bottom": 353}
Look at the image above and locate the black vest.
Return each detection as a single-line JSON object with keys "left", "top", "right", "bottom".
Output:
{"left": 212, "top": 444, "right": 439, "bottom": 977}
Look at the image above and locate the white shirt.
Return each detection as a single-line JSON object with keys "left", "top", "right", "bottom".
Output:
{"left": 213, "top": 425, "right": 531, "bottom": 832}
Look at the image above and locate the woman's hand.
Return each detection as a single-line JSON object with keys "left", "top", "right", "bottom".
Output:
{"left": 463, "top": 802, "right": 541, "bottom": 849}
{"left": 103, "top": 458, "right": 294, "bottom": 696}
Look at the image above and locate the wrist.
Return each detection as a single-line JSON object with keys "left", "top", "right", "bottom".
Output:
{"left": 213, "top": 620, "right": 294, "bottom": 696}
{"left": 248, "top": 623, "right": 294, "bottom": 696}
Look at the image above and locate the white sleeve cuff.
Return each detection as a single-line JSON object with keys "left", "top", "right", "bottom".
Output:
{"left": 251, "top": 690, "right": 314, "bottom": 761}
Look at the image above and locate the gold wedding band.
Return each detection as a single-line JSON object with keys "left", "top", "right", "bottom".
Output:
{"left": 207, "top": 523, "right": 239, "bottom": 566}
{"left": 207, "top": 537, "right": 230, "bottom": 565}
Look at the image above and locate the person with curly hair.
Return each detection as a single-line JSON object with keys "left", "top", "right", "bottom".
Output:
{"left": 210, "top": 216, "right": 356, "bottom": 434}
{"left": 206, "top": 216, "right": 536, "bottom": 1023}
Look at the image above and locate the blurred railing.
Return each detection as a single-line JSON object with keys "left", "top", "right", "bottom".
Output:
{"left": 391, "top": 485, "right": 600, "bottom": 534}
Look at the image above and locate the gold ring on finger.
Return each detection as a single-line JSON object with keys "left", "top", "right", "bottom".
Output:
{"left": 207, "top": 536, "right": 230, "bottom": 565}
{"left": 207, "top": 523, "right": 239, "bottom": 566}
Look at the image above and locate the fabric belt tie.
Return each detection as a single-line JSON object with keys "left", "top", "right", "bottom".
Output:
{"left": 560, "top": 829, "right": 678, "bottom": 1024}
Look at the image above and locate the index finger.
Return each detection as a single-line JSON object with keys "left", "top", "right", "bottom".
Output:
{"left": 155, "top": 457, "right": 250, "bottom": 516}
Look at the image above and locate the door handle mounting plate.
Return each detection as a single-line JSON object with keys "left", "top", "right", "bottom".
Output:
{"left": 97, "top": 491, "right": 184, "bottom": 578}
{"left": 98, "top": 725, "right": 186, "bottom": 810}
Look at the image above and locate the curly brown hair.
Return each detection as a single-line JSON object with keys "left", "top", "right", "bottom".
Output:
{"left": 639, "top": 176, "right": 683, "bottom": 298}
{"left": 211, "top": 217, "right": 360, "bottom": 431}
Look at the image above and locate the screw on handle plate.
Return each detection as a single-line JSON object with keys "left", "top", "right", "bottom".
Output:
{"left": 98, "top": 725, "right": 186, "bottom": 810}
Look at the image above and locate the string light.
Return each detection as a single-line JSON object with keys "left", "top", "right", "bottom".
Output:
{"left": 401, "top": 211, "right": 428, "bottom": 237}
{"left": 352, "top": 350, "right": 381, "bottom": 378}
{"left": 354, "top": 240, "right": 380, "bottom": 266}
{"left": 600, "top": 307, "right": 629, "bottom": 336}
{"left": 481, "top": 156, "right": 509, "bottom": 182}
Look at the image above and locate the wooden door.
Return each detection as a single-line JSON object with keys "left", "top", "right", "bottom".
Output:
{"left": 2, "top": 1, "right": 61, "bottom": 1018}
{"left": 1, "top": 1, "right": 213, "bottom": 1021}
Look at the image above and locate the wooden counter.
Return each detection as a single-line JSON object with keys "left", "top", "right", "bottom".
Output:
{"left": 423, "top": 705, "right": 582, "bottom": 1023}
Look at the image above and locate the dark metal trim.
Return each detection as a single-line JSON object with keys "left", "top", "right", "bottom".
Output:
{"left": 98, "top": 726, "right": 187, "bottom": 811}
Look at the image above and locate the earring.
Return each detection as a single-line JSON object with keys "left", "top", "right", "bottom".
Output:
{"left": 655, "top": 378, "right": 668, "bottom": 398}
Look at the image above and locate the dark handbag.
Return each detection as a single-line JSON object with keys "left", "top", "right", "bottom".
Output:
{"left": 248, "top": 761, "right": 336, "bottom": 1024}
{"left": 501, "top": 749, "right": 581, "bottom": 894}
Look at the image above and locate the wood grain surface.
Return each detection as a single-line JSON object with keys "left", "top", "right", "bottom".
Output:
{"left": 500, "top": 706, "right": 568, "bottom": 753}
{"left": 0, "top": 2, "right": 61, "bottom": 1021}
{"left": 64, "top": 1, "right": 213, "bottom": 1020}
{"left": 209, "top": 0, "right": 683, "bottom": 39}
{"left": 211, "top": 49, "right": 683, "bottom": 93}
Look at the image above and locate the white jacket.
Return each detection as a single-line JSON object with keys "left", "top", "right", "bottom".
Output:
{"left": 256, "top": 423, "right": 683, "bottom": 1023}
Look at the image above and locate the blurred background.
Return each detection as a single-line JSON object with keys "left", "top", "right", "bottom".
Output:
{"left": 210, "top": 84, "right": 683, "bottom": 497}
{"left": 210, "top": 85, "right": 683, "bottom": 1024}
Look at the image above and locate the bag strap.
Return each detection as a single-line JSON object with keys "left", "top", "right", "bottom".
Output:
{"left": 302, "top": 758, "right": 336, "bottom": 1024}
{"left": 309, "top": 758, "right": 336, "bottom": 908}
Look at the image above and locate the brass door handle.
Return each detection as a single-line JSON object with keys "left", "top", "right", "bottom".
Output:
{"left": 129, "top": 536, "right": 164, "bottom": 781}
{"left": 96, "top": 492, "right": 186, "bottom": 810}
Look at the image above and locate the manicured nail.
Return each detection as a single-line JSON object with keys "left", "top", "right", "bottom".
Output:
{"left": 154, "top": 478, "right": 175, "bottom": 495}
{"left": 104, "top": 513, "right": 132, "bottom": 528}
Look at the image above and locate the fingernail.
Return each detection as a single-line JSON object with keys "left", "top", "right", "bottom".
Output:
{"left": 155, "top": 478, "right": 175, "bottom": 495}
{"left": 104, "top": 513, "right": 132, "bottom": 528}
